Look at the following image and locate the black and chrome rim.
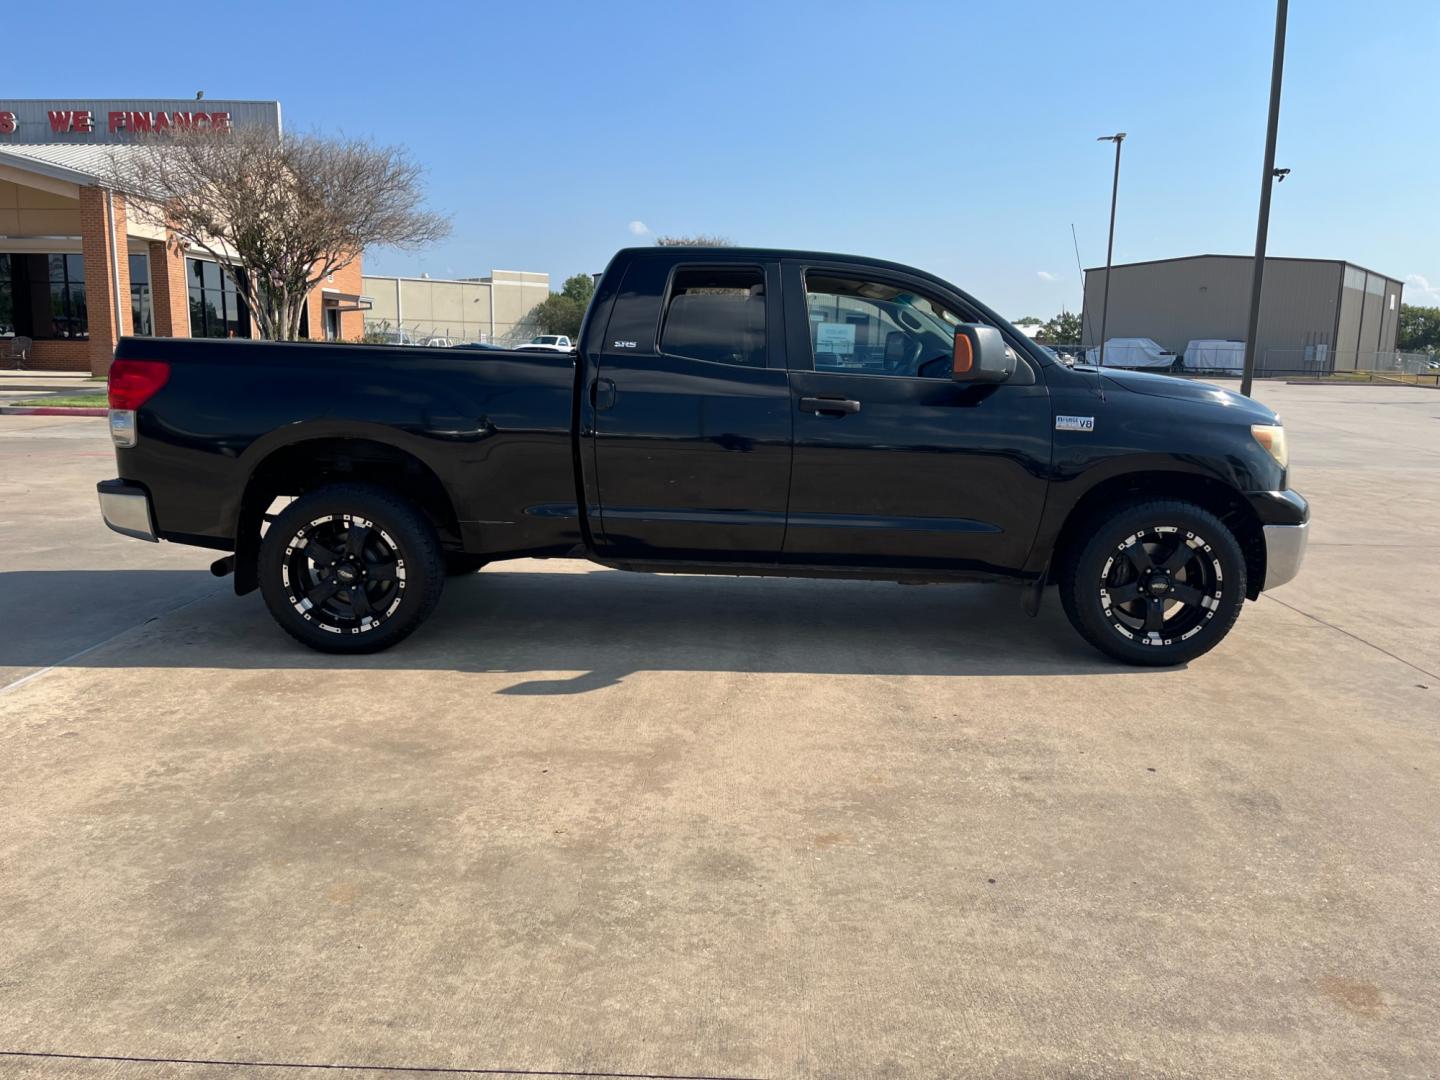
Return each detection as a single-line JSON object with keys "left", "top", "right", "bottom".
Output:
{"left": 280, "top": 514, "right": 406, "bottom": 634}
{"left": 1099, "top": 525, "right": 1223, "bottom": 647}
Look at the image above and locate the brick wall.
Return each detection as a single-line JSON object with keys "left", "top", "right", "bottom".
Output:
{"left": 26, "top": 340, "right": 92, "bottom": 372}
{"left": 149, "top": 239, "right": 190, "bottom": 338}
{"left": 78, "top": 186, "right": 132, "bottom": 377}
{"left": 305, "top": 255, "right": 366, "bottom": 341}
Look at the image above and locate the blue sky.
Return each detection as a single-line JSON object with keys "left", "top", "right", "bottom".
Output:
{"left": 9, "top": 0, "right": 1437, "bottom": 318}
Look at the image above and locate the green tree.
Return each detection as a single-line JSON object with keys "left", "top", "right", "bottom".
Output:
{"left": 1397, "top": 304, "right": 1440, "bottom": 352}
{"left": 531, "top": 273, "right": 597, "bottom": 339}
{"left": 1038, "top": 310, "right": 1082, "bottom": 343}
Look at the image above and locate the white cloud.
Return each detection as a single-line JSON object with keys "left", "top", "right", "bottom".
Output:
{"left": 627, "top": 220, "right": 651, "bottom": 237}
{"left": 1404, "top": 274, "right": 1440, "bottom": 305}
{"left": 1036, "top": 270, "right": 1058, "bottom": 282}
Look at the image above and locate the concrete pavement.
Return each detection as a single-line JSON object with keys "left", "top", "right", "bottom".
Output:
{"left": 0, "top": 385, "right": 1436, "bottom": 1079}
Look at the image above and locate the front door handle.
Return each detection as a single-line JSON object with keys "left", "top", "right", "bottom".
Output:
{"left": 799, "top": 396, "right": 861, "bottom": 416}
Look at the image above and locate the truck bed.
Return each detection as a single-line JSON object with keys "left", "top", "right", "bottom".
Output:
{"left": 112, "top": 336, "right": 584, "bottom": 558}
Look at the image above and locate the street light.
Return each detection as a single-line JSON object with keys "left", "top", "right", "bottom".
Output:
{"left": 1239, "top": 0, "right": 1290, "bottom": 397}
{"left": 1095, "top": 132, "right": 1126, "bottom": 368}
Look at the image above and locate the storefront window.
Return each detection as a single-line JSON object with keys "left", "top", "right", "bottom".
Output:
{"left": 187, "top": 257, "right": 249, "bottom": 338}
{"left": 0, "top": 253, "right": 87, "bottom": 340}
{"left": 48, "top": 255, "right": 88, "bottom": 340}
{"left": 0, "top": 255, "right": 13, "bottom": 337}
{"left": 130, "top": 253, "right": 152, "bottom": 336}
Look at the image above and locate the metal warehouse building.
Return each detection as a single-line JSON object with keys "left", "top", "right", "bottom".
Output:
{"left": 1080, "top": 255, "right": 1404, "bottom": 373}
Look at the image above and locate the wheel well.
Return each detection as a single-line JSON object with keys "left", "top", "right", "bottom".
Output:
{"left": 1049, "top": 472, "right": 1265, "bottom": 598}
{"left": 234, "top": 438, "right": 461, "bottom": 594}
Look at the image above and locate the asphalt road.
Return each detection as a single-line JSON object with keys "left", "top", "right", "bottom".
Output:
{"left": 0, "top": 384, "right": 1436, "bottom": 1079}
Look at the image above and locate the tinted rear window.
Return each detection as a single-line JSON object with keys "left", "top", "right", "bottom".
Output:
{"left": 658, "top": 267, "right": 766, "bottom": 368}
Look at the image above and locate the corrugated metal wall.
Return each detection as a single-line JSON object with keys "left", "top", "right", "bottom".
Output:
{"left": 1081, "top": 256, "right": 1401, "bottom": 368}
{"left": 1380, "top": 281, "right": 1401, "bottom": 351}
{"left": 1081, "top": 256, "right": 1242, "bottom": 353}
{"left": 1335, "top": 275, "right": 1364, "bottom": 370}
{"left": 1247, "top": 260, "right": 1344, "bottom": 358}
{"left": 1333, "top": 267, "right": 1404, "bottom": 369}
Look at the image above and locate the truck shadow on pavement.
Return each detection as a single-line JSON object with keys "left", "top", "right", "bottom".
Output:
{"left": 0, "top": 566, "right": 1168, "bottom": 691}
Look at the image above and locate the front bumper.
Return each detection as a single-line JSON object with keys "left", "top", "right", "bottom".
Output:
{"left": 1262, "top": 521, "right": 1308, "bottom": 590}
{"left": 1249, "top": 488, "right": 1309, "bottom": 591}
{"left": 97, "top": 479, "right": 158, "bottom": 543}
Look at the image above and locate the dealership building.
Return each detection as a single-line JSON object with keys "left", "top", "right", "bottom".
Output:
{"left": 1081, "top": 255, "right": 1404, "bottom": 372}
{"left": 0, "top": 98, "right": 367, "bottom": 373}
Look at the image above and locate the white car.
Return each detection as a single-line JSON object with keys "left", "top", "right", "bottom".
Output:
{"left": 521, "top": 334, "right": 573, "bottom": 353}
{"left": 421, "top": 337, "right": 455, "bottom": 348}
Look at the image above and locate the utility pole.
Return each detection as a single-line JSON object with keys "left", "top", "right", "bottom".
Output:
{"left": 1240, "top": 0, "right": 1289, "bottom": 397}
{"left": 1096, "top": 133, "right": 1126, "bottom": 366}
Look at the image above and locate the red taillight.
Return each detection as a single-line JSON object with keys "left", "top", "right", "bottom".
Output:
{"left": 108, "top": 359, "right": 170, "bottom": 410}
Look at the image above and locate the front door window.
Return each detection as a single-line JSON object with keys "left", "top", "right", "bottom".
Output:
{"left": 805, "top": 275, "right": 962, "bottom": 379}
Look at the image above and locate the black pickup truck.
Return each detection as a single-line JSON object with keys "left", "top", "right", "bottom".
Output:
{"left": 98, "top": 246, "right": 1308, "bottom": 665}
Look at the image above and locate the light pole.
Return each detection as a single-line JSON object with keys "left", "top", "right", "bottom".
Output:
{"left": 1239, "top": 0, "right": 1289, "bottom": 397}
{"left": 1095, "top": 132, "right": 1126, "bottom": 367}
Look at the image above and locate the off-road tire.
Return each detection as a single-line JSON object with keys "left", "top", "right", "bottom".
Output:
{"left": 259, "top": 483, "right": 445, "bottom": 654}
{"left": 1058, "top": 498, "right": 1246, "bottom": 666}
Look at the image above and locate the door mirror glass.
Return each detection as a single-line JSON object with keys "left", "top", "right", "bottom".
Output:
{"left": 953, "top": 325, "right": 1014, "bottom": 384}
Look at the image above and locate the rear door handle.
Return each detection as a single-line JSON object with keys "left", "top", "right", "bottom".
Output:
{"left": 799, "top": 396, "right": 861, "bottom": 416}
{"left": 592, "top": 378, "right": 616, "bottom": 412}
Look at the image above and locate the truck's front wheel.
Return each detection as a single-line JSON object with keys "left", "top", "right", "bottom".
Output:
{"left": 258, "top": 484, "right": 445, "bottom": 654}
{"left": 1058, "top": 499, "right": 1247, "bottom": 666}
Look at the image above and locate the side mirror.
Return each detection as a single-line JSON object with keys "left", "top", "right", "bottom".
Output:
{"left": 952, "top": 325, "right": 1015, "bottom": 384}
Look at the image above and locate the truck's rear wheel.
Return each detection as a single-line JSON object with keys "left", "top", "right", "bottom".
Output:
{"left": 259, "top": 483, "right": 444, "bottom": 654}
{"left": 1058, "top": 499, "right": 1246, "bottom": 666}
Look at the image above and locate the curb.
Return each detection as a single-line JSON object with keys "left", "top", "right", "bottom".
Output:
{"left": 0, "top": 385, "right": 104, "bottom": 393}
{"left": 1283, "top": 379, "right": 1438, "bottom": 389}
{"left": 0, "top": 406, "right": 107, "bottom": 416}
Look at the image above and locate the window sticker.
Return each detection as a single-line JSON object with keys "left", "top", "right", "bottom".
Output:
{"left": 816, "top": 322, "right": 856, "bottom": 355}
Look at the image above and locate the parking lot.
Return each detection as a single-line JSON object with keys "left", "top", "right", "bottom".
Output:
{"left": 1, "top": 383, "right": 1436, "bottom": 1079}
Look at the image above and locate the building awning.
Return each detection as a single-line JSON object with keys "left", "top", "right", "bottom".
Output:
{"left": 321, "top": 288, "right": 372, "bottom": 312}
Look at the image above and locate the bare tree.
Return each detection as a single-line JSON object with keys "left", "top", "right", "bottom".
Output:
{"left": 654, "top": 234, "right": 734, "bottom": 247}
{"left": 108, "top": 128, "right": 449, "bottom": 341}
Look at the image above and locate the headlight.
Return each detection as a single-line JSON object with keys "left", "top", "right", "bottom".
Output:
{"left": 1251, "top": 423, "right": 1287, "bottom": 469}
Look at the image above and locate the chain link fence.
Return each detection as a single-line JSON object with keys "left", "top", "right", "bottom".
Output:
{"left": 1049, "top": 340, "right": 1438, "bottom": 385}
{"left": 1257, "top": 347, "right": 1439, "bottom": 381}
{"left": 359, "top": 318, "right": 543, "bottom": 349}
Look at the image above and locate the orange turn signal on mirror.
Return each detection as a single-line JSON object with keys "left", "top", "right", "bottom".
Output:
{"left": 953, "top": 333, "right": 974, "bottom": 374}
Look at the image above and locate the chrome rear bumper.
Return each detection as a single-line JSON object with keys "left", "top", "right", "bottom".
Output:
{"left": 98, "top": 480, "right": 157, "bottom": 542}
{"left": 1262, "top": 521, "right": 1308, "bottom": 590}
